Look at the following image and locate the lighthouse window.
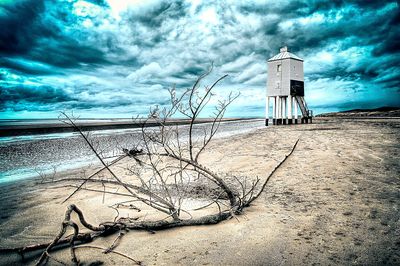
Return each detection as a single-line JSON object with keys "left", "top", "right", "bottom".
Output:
{"left": 277, "top": 64, "right": 281, "bottom": 72}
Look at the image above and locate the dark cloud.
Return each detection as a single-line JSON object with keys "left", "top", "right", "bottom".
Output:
{"left": 29, "top": 40, "right": 110, "bottom": 68}
{"left": 372, "top": 8, "right": 400, "bottom": 56}
{"left": 238, "top": 1, "right": 309, "bottom": 17}
{"left": 84, "top": 0, "right": 108, "bottom": 7}
{"left": 0, "top": 85, "right": 74, "bottom": 111}
{"left": 0, "top": 0, "right": 49, "bottom": 54}
{"left": 0, "top": 0, "right": 111, "bottom": 69}
{"left": 0, "top": 57, "right": 58, "bottom": 75}
{"left": 182, "top": 66, "right": 206, "bottom": 76}
{"left": 133, "top": 1, "right": 187, "bottom": 28}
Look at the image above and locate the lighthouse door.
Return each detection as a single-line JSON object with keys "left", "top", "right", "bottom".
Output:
{"left": 290, "top": 80, "right": 304, "bottom": 96}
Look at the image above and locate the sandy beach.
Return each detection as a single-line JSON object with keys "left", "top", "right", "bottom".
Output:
{"left": 0, "top": 116, "right": 399, "bottom": 265}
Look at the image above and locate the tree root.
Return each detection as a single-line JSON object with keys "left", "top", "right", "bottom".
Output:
{"left": 0, "top": 206, "right": 233, "bottom": 265}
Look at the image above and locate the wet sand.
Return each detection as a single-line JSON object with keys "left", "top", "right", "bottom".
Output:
{"left": 0, "top": 117, "right": 399, "bottom": 265}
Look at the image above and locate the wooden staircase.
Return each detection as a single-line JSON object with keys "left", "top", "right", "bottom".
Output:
{"left": 295, "top": 96, "right": 313, "bottom": 122}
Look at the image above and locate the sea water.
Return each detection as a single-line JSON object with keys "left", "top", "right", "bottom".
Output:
{"left": 0, "top": 119, "right": 265, "bottom": 184}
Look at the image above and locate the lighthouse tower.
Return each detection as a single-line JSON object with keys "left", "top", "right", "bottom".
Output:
{"left": 265, "top": 46, "right": 312, "bottom": 126}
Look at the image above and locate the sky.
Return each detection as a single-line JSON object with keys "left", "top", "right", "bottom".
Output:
{"left": 0, "top": 0, "right": 399, "bottom": 119}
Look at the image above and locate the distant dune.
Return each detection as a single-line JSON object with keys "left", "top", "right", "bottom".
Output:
{"left": 317, "top": 106, "right": 400, "bottom": 117}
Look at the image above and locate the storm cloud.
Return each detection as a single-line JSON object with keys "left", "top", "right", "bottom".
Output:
{"left": 0, "top": 0, "right": 399, "bottom": 118}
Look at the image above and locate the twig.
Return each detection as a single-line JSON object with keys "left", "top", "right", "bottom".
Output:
{"left": 46, "top": 252, "right": 68, "bottom": 265}
{"left": 247, "top": 138, "right": 300, "bottom": 205}
{"left": 73, "top": 245, "right": 141, "bottom": 265}
{"left": 104, "top": 229, "right": 126, "bottom": 253}
{"left": 62, "top": 154, "right": 128, "bottom": 203}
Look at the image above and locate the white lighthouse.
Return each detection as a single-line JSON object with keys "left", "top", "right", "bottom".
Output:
{"left": 265, "top": 46, "right": 312, "bottom": 126}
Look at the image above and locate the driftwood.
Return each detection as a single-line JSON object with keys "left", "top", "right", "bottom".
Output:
{"left": 0, "top": 140, "right": 299, "bottom": 264}
{"left": 0, "top": 67, "right": 300, "bottom": 265}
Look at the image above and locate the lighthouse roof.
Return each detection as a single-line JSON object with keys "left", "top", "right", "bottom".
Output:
{"left": 268, "top": 46, "right": 303, "bottom": 62}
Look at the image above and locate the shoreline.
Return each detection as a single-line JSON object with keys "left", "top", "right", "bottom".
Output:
{"left": 0, "top": 117, "right": 258, "bottom": 137}
{"left": 0, "top": 119, "right": 265, "bottom": 185}
{"left": 2, "top": 115, "right": 399, "bottom": 138}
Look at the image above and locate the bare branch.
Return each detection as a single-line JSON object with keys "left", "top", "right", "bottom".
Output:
{"left": 247, "top": 139, "right": 300, "bottom": 205}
